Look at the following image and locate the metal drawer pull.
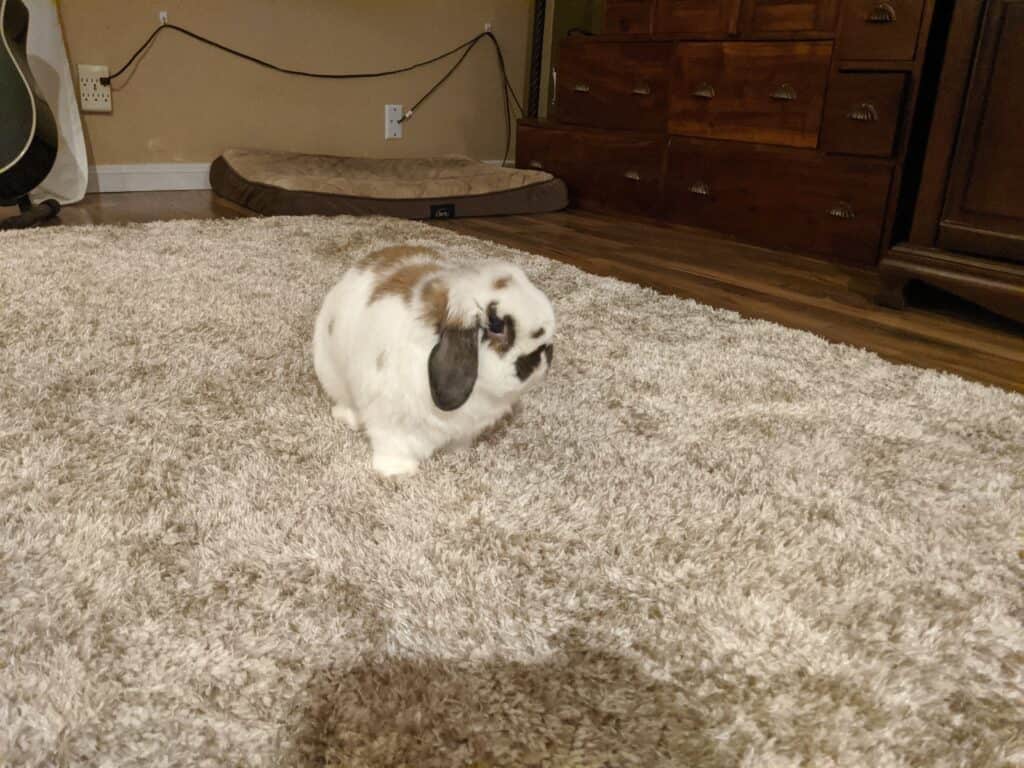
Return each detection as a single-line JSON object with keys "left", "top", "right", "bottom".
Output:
{"left": 528, "top": 160, "right": 544, "bottom": 169}
{"left": 688, "top": 181, "right": 711, "bottom": 196}
{"left": 867, "top": 2, "right": 896, "bottom": 22}
{"left": 828, "top": 202, "right": 856, "bottom": 220}
{"left": 847, "top": 103, "right": 879, "bottom": 122}
{"left": 770, "top": 83, "right": 797, "bottom": 101}
{"left": 692, "top": 83, "right": 716, "bottom": 99}
{"left": 624, "top": 170, "right": 641, "bottom": 181}
{"left": 632, "top": 83, "right": 652, "bottom": 96}
{"left": 573, "top": 83, "right": 591, "bottom": 93}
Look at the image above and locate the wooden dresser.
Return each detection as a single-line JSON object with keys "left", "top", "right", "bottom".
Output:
{"left": 516, "top": 0, "right": 941, "bottom": 268}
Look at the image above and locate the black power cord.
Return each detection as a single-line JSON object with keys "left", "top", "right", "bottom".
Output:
{"left": 102, "top": 23, "right": 524, "bottom": 165}
{"left": 399, "top": 32, "right": 524, "bottom": 165}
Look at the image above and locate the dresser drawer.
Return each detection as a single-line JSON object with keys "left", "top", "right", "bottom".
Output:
{"left": 656, "top": 0, "right": 741, "bottom": 37}
{"left": 665, "top": 139, "right": 893, "bottom": 264}
{"left": 668, "top": 41, "right": 832, "bottom": 148}
{"left": 837, "top": 0, "right": 925, "bottom": 60}
{"left": 604, "top": 0, "right": 655, "bottom": 34}
{"left": 556, "top": 41, "right": 672, "bottom": 133}
{"left": 577, "top": 131, "right": 666, "bottom": 215}
{"left": 743, "top": 0, "right": 840, "bottom": 36}
{"left": 822, "top": 72, "right": 906, "bottom": 157}
{"left": 516, "top": 124, "right": 666, "bottom": 216}
{"left": 516, "top": 124, "right": 589, "bottom": 199}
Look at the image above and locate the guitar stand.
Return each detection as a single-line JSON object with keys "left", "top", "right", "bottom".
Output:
{"left": 0, "top": 195, "right": 61, "bottom": 230}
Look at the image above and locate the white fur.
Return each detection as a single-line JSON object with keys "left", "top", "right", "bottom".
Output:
{"left": 313, "top": 254, "right": 555, "bottom": 476}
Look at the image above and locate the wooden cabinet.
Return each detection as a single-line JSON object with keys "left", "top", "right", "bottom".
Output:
{"left": 938, "top": 0, "right": 1024, "bottom": 262}
{"left": 532, "top": 1, "right": 939, "bottom": 267}
{"left": 881, "top": 0, "right": 1024, "bottom": 322}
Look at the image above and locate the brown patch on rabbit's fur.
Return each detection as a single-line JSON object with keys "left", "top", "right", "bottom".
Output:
{"left": 361, "top": 245, "right": 437, "bottom": 274}
{"left": 371, "top": 262, "right": 442, "bottom": 305}
{"left": 420, "top": 278, "right": 450, "bottom": 330}
{"left": 493, "top": 276, "right": 512, "bottom": 290}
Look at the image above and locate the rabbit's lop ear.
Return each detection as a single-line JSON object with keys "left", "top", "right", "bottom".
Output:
{"left": 428, "top": 322, "right": 479, "bottom": 411}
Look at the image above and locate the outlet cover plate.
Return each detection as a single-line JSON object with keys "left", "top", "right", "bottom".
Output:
{"left": 79, "top": 64, "right": 112, "bottom": 113}
{"left": 385, "top": 104, "right": 403, "bottom": 140}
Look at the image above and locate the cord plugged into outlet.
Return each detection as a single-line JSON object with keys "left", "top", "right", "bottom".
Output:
{"left": 78, "top": 64, "right": 112, "bottom": 113}
{"left": 385, "top": 104, "right": 403, "bottom": 140}
{"left": 99, "top": 24, "right": 524, "bottom": 161}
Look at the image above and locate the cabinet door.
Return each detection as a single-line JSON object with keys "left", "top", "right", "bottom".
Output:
{"left": 655, "top": 0, "right": 743, "bottom": 37}
{"left": 742, "top": 0, "right": 839, "bottom": 37}
{"left": 939, "top": 0, "right": 1024, "bottom": 262}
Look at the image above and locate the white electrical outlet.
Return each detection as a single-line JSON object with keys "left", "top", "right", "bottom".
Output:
{"left": 484, "top": 22, "right": 492, "bottom": 32}
{"left": 385, "top": 104, "right": 403, "bottom": 140}
{"left": 159, "top": 10, "right": 168, "bottom": 24}
{"left": 78, "top": 64, "right": 112, "bottom": 113}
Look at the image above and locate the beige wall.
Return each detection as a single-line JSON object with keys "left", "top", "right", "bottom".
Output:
{"left": 59, "top": 1, "right": 532, "bottom": 165}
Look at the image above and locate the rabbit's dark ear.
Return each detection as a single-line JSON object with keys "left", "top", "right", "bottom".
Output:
{"left": 428, "top": 324, "right": 479, "bottom": 411}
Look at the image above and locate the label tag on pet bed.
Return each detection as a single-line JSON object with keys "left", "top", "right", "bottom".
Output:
{"left": 430, "top": 204, "right": 455, "bottom": 219}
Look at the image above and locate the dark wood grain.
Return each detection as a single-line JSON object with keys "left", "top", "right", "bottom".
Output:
{"left": 665, "top": 136, "right": 893, "bottom": 265}
{"left": 837, "top": 0, "right": 926, "bottom": 60}
{"left": 871, "top": 0, "right": 939, "bottom": 253}
{"left": 655, "top": 0, "right": 743, "bottom": 37}
{"left": 821, "top": 72, "right": 906, "bottom": 157}
{"left": 906, "top": 1, "right": 981, "bottom": 245}
{"left": 668, "top": 41, "right": 832, "bottom": 147}
{"left": 881, "top": 245, "right": 1024, "bottom": 323}
{"left": 0, "top": 189, "right": 250, "bottom": 225}
{"left": 517, "top": 122, "right": 667, "bottom": 216}
{"left": 937, "top": 0, "right": 1024, "bottom": 261}
{"left": 555, "top": 40, "right": 673, "bottom": 133}
{"left": 544, "top": 0, "right": 937, "bottom": 266}
{"left": 741, "top": 0, "right": 839, "bottom": 36}
{"left": 882, "top": 0, "right": 1024, "bottom": 324}
{"left": 603, "top": 0, "right": 656, "bottom": 34}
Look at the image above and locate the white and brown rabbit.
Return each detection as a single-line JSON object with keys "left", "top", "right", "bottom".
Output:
{"left": 313, "top": 245, "right": 555, "bottom": 476}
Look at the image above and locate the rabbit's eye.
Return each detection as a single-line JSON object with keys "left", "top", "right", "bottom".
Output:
{"left": 483, "top": 302, "right": 515, "bottom": 350}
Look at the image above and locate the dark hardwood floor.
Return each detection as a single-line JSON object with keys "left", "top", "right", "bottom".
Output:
{"left": 4, "top": 191, "right": 1021, "bottom": 392}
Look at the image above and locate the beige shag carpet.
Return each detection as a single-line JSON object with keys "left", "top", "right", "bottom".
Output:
{"left": 1, "top": 216, "right": 1023, "bottom": 768}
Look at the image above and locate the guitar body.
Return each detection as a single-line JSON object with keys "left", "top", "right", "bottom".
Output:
{"left": 0, "top": 0, "right": 59, "bottom": 205}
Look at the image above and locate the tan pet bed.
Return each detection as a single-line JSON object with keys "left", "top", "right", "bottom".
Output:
{"left": 209, "top": 148, "right": 568, "bottom": 219}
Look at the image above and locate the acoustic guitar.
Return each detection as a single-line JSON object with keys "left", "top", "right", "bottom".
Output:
{"left": 1, "top": 0, "right": 60, "bottom": 228}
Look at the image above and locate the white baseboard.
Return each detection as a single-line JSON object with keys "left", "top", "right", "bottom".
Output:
{"left": 87, "top": 163, "right": 212, "bottom": 193}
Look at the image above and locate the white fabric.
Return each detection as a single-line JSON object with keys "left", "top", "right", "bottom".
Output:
{"left": 26, "top": 0, "right": 87, "bottom": 204}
